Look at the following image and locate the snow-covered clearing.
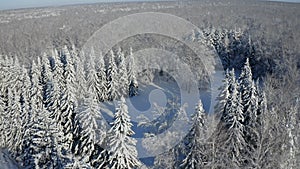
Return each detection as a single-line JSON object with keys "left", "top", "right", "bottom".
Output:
{"left": 100, "top": 69, "right": 224, "bottom": 166}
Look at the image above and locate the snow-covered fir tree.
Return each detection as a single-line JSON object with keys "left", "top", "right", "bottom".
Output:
{"left": 127, "top": 48, "right": 138, "bottom": 97}
{"left": 281, "top": 102, "right": 298, "bottom": 169}
{"left": 107, "top": 50, "right": 119, "bottom": 101}
{"left": 117, "top": 48, "right": 129, "bottom": 97}
{"left": 96, "top": 51, "right": 108, "bottom": 102}
{"left": 214, "top": 69, "right": 246, "bottom": 168}
{"left": 14, "top": 66, "right": 31, "bottom": 160}
{"left": 86, "top": 48, "right": 103, "bottom": 102}
{"left": 29, "top": 59, "right": 44, "bottom": 118}
{"left": 238, "top": 58, "right": 259, "bottom": 163}
{"left": 215, "top": 69, "right": 230, "bottom": 121}
{"left": 41, "top": 55, "right": 53, "bottom": 108}
{"left": 23, "top": 106, "right": 62, "bottom": 168}
{"left": 3, "top": 88, "right": 17, "bottom": 150}
{"left": 74, "top": 90, "right": 107, "bottom": 166}
{"left": 180, "top": 100, "right": 207, "bottom": 169}
{"left": 20, "top": 59, "right": 45, "bottom": 168}
{"left": 58, "top": 47, "right": 77, "bottom": 150}
{"left": 0, "top": 88, "right": 5, "bottom": 147}
{"left": 102, "top": 96, "right": 141, "bottom": 169}
{"left": 74, "top": 51, "right": 87, "bottom": 103}
{"left": 52, "top": 48, "right": 66, "bottom": 91}
{"left": 239, "top": 58, "right": 257, "bottom": 126}
{"left": 8, "top": 87, "right": 23, "bottom": 155}
{"left": 47, "top": 75, "right": 62, "bottom": 121}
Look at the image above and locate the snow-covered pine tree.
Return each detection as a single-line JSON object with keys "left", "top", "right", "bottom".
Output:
{"left": 117, "top": 48, "right": 129, "bottom": 97}
{"left": 0, "top": 57, "right": 8, "bottom": 147}
{"left": 59, "top": 46, "right": 77, "bottom": 151}
{"left": 214, "top": 69, "right": 230, "bottom": 121}
{"left": 74, "top": 90, "right": 107, "bottom": 166}
{"left": 115, "top": 47, "right": 123, "bottom": 67}
{"left": 214, "top": 69, "right": 246, "bottom": 169}
{"left": 41, "top": 54, "right": 53, "bottom": 108}
{"left": 239, "top": 58, "right": 259, "bottom": 163}
{"left": 86, "top": 48, "right": 102, "bottom": 102}
{"left": 29, "top": 59, "right": 44, "bottom": 118}
{"left": 47, "top": 75, "right": 61, "bottom": 122}
{"left": 223, "top": 83, "right": 246, "bottom": 168}
{"left": 52, "top": 48, "right": 66, "bottom": 91}
{"left": 20, "top": 65, "right": 31, "bottom": 115}
{"left": 8, "top": 87, "right": 23, "bottom": 156}
{"left": 74, "top": 51, "right": 87, "bottom": 103}
{"left": 15, "top": 66, "right": 31, "bottom": 159}
{"left": 46, "top": 48, "right": 79, "bottom": 165}
{"left": 106, "top": 50, "right": 119, "bottom": 101}
{"left": 248, "top": 83, "right": 270, "bottom": 168}
{"left": 3, "top": 88, "right": 17, "bottom": 150}
{"left": 0, "top": 88, "right": 5, "bottom": 147}
{"left": 0, "top": 56, "right": 16, "bottom": 148}
{"left": 127, "top": 48, "right": 138, "bottom": 97}
{"left": 96, "top": 51, "right": 108, "bottom": 102}
{"left": 246, "top": 81, "right": 259, "bottom": 135}
{"left": 239, "top": 58, "right": 255, "bottom": 125}
{"left": 23, "top": 106, "right": 62, "bottom": 169}
{"left": 256, "top": 81, "right": 266, "bottom": 125}
{"left": 180, "top": 100, "right": 207, "bottom": 169}
{"left": 20, "top": 59, "right": 45, "bottom": 168}
{"left": 103, "top": 96, "right": 141, "bottom": 169}
{"left": 281, "top": 102, "right": 298, "bottom": 169}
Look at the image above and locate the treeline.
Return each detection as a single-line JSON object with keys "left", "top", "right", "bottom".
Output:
{"left": 0, "top": 46, "right": 140, "bottom": 168}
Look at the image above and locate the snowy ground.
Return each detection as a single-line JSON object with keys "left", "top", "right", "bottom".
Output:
{"left": 0, "top": 149, "right": 19, "bottom": 169}
{"left": 100, "top": 69, "right": 224, "bottom": 166}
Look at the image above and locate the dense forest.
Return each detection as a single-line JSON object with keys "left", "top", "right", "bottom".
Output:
{"left": 0, "top": 26, "right": 299, "bottom": 168}
{"left": 0, "top": 0, "right": 299, "bottom": 168}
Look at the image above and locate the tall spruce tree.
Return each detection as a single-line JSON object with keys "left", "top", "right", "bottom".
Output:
{"left": 127, "top": 47, "right": 138, "bottom": 97}
{"left": 96, "top": 51, "right": 108, "bottom": 102}
{"left": 103, "top": 96, "right": 141, "bottom": 169}
{"left": 117, "top": 48, "right": 129, "bottom": 97}
{"left": 74, "top": 51, "right": 87, "bottom": 103}
{"left": 107, "top": 50, "right": 118, "bottom": 101}
{"left": 180, "top": 100, "right": 207, "bottom": 169}
{"left": 215, "top": 69, "right": 230, "bottom": 121}
{"left": 86, "top": 48, "right": 102, "bottom": 102}
{"left": 74, "top": 90, "right": 107, "bottom": 166}
{"left": 41, "top": 55, "right": 53, "bottom": 108}
{"left": 59, "top": 46, "right": 77, "bottom": 150}
{"left": 239, "top": 58, "right": 259, "bottom": 165}
{"left": 214, "top": 69, "right": 246, "bottom": 169}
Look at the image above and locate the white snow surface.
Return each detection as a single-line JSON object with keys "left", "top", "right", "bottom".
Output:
{"left": 100, "top": 69, "right": 224, "bottom": 162}
{"left": 0, "top": 149, "right": 19, "bottom": 169}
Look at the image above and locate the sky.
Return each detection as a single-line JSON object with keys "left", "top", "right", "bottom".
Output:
{"left": 0, "top": 0, "right": 299, "bottom": 10}
{"left": 0, "top": 0, "right": 167, "bottom": 10}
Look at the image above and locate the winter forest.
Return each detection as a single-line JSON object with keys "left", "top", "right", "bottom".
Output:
{"left": 0, "top": 0, "right": 300, "bottom": 169}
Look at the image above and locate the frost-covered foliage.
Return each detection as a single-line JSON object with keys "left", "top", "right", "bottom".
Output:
{"left": 95, "top": 51, "right": 108, "bottom": 102}
{"left": 86, "top": 48, "right": 102, "bottom": 102}
{"left": 103, "top": 96, "right": 141, "bottom": 169}
{"left": 128, "top": 48, "right": 138, "bottom": 97}
{"left": 106, "top": 50, "right": 119, "bottom": 101}
{"left": 0, "top": 31, "right": 298, "bottom": 169}
{"left": 180, "top": 100, "right": 207, "bottom": 169}
{"left": 0, "top": 45, "right": 142, "bottom": 168}
{"left": 73, "top": 90, "right": 107, "bottom": 167}
{"left": 116, "top": 48, "right": 129, "bottom": 97}
{"left": 153, "top": 56, "right": 297, "bottom": 169}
